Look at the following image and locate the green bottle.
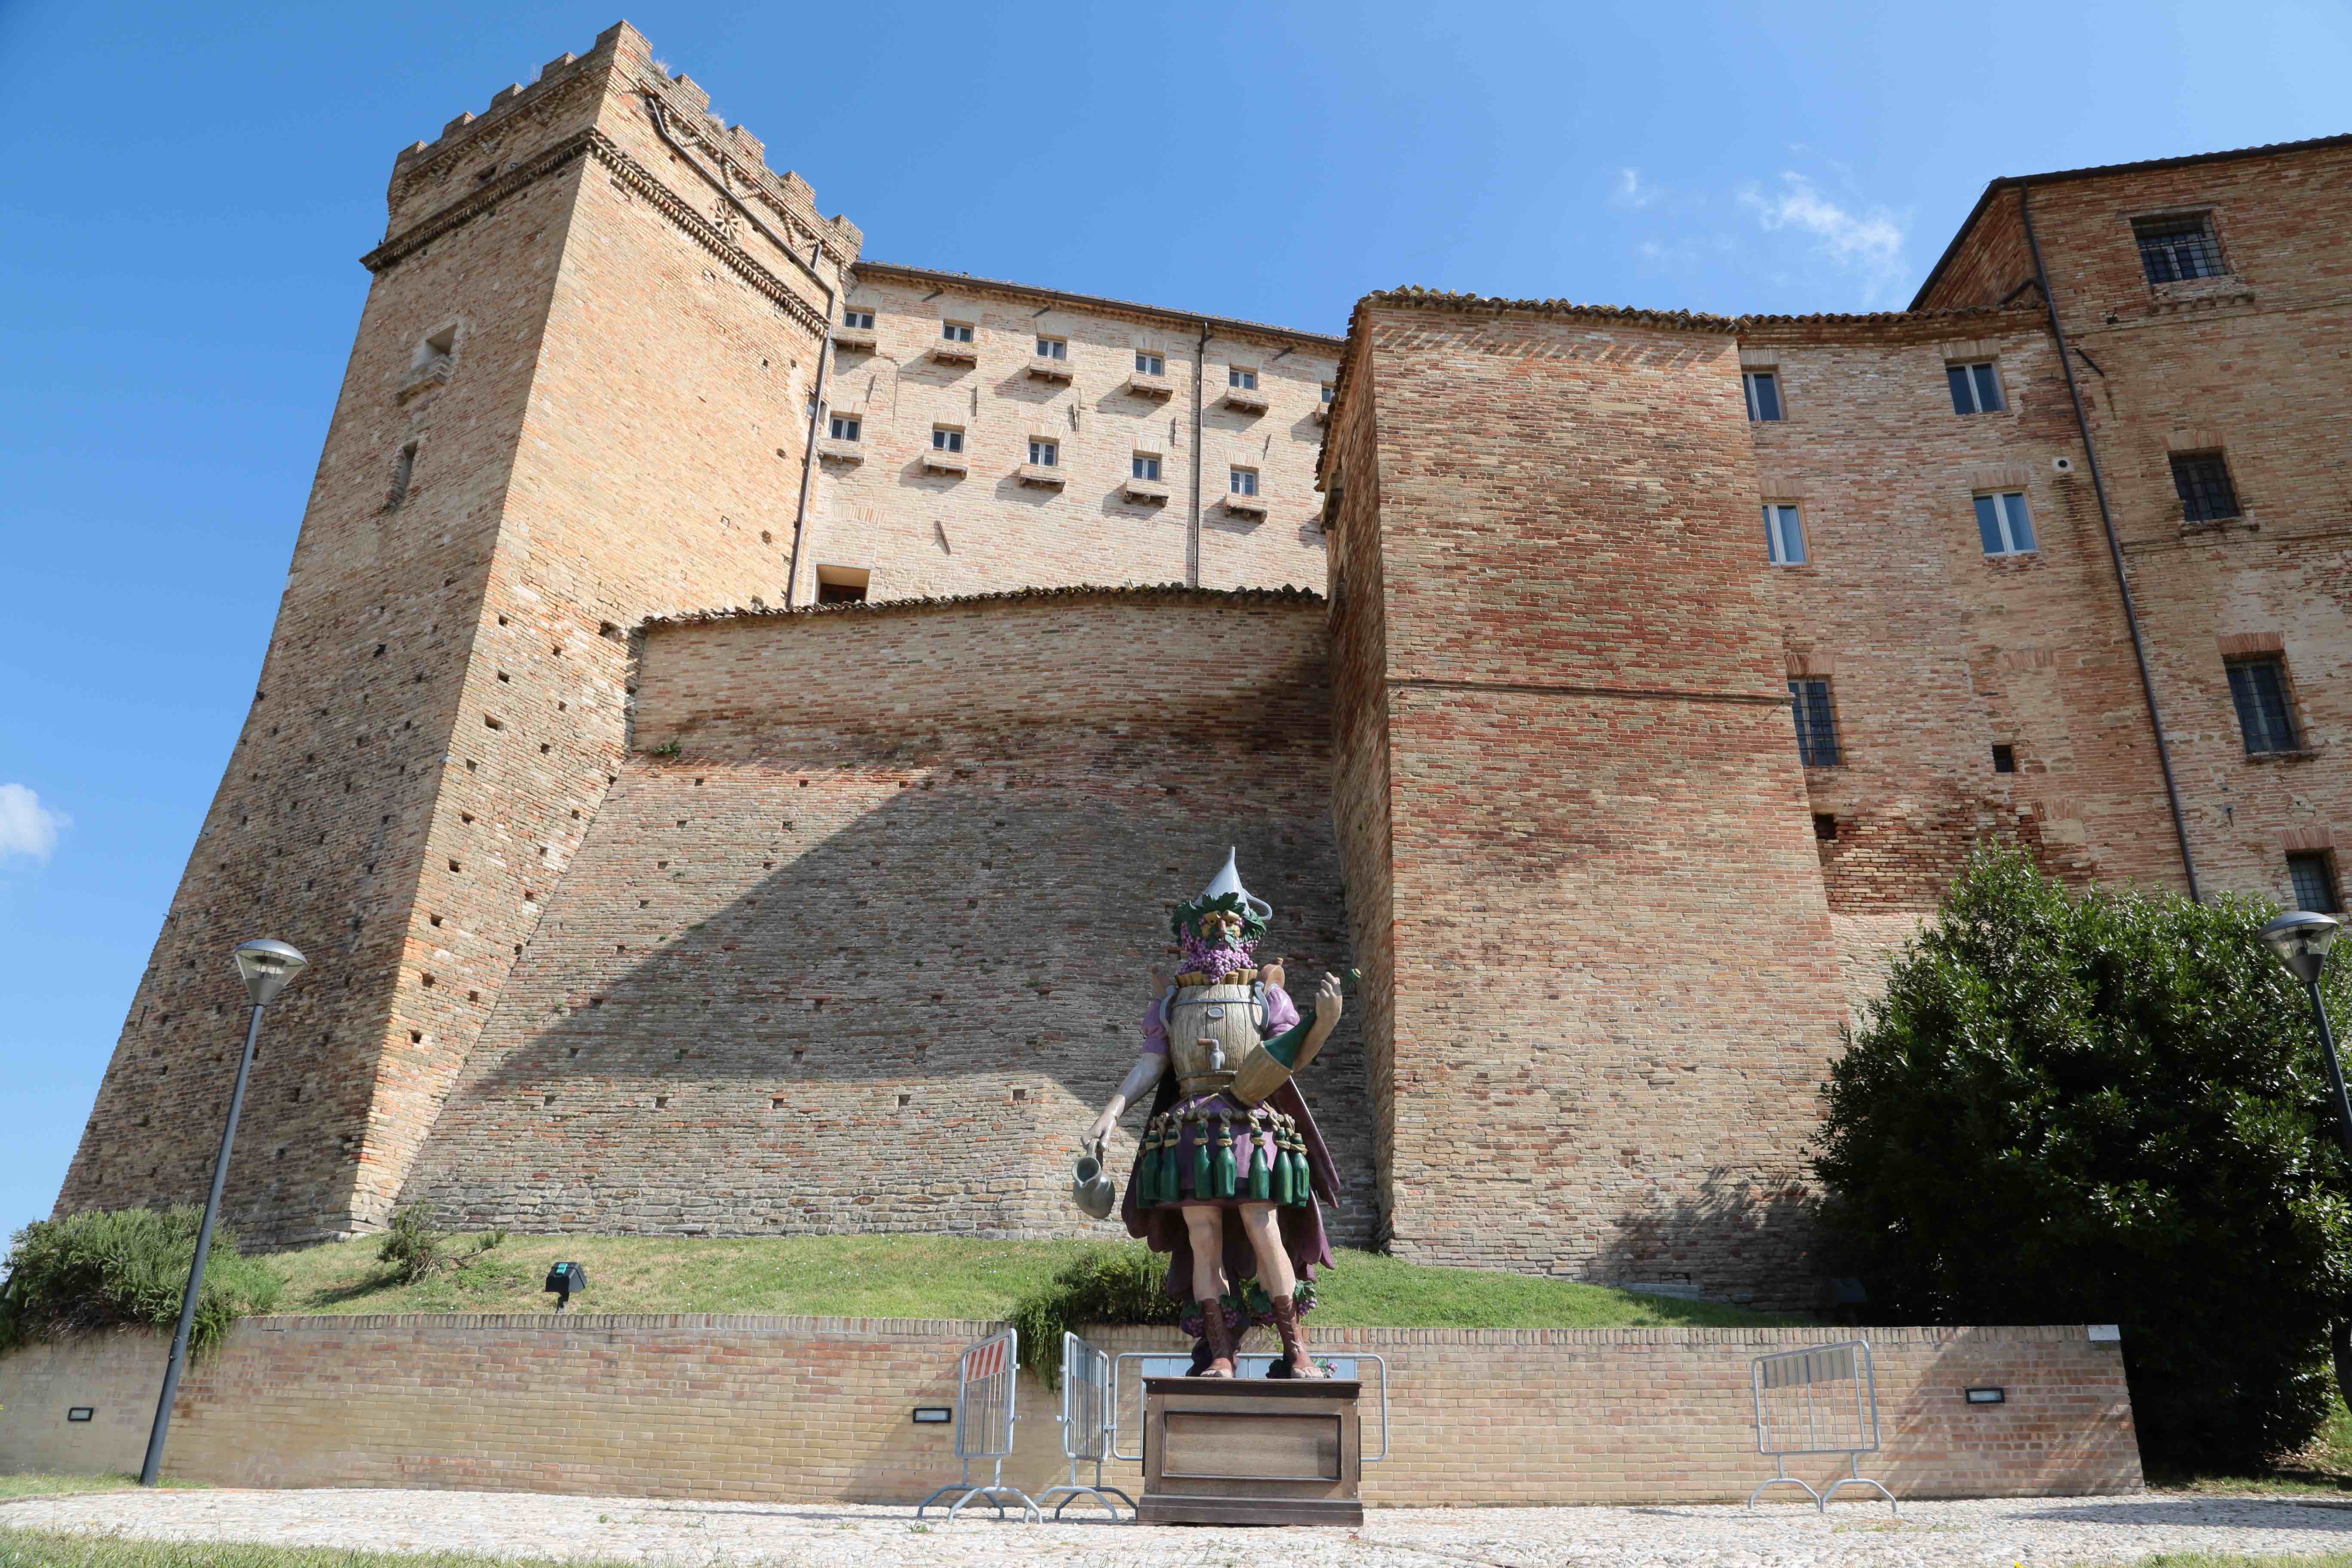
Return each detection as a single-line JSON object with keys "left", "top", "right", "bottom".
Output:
{"left": 1213, "top": 1115, "right": 1238, "bottom": 1199}
{"left": 1247, "top": 1125, "right": 1273, "bottom": 1202}
{"left": 1191, "top": 1116, "right": 1212, "bottom": 1199}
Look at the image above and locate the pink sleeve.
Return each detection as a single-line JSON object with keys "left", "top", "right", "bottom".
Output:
{"left": 1141, "top": 995, "right": 1170, "bottom": 1055}
{"left": 1262, "top": 985, "right": 1300, "bottom": 1035}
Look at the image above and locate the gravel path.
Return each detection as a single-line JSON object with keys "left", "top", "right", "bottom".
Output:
{"left": 6, "top": 1487, "right": 2352, "bottom": 1566}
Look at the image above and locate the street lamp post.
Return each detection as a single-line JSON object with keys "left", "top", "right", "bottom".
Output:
{"left": 139, "top": 939, "right": 307, "bottom": 1488}
{"left": 2260, "top": 910, "right": 2350, "bottom": 1406}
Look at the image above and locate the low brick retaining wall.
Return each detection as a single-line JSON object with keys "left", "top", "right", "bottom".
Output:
{"left": 0, "top": 1317, "right": 2140, "bottom": 1504}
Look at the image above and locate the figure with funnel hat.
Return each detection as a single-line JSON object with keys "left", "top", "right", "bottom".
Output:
{"left": 1087, "top": 848, "right": 1346, "bottom": 1379}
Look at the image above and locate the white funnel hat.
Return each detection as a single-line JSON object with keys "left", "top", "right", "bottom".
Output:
{"left": 1197, "top": 847, "right": 1273, "bottom": 921}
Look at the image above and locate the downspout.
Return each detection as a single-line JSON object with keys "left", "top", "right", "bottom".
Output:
{"left": 642, "top": 93, "right": 836, "bottom": 608}
{"left": 2018, "top": 183, "right": 2200, "bottom": 899}
{"left": 1190, "top": 320, "right": 1209, "bottom": 588}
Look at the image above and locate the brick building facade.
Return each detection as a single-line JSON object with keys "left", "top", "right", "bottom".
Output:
{"left": 52, "top": 21, "right": 2352, "bottom": 1307}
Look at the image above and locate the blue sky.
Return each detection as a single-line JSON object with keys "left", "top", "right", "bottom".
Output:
{"left": 3, "top": 0, "right": 2347, "bottom": 1248}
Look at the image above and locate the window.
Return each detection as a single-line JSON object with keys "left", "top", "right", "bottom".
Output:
{"left": 1813, "top": 813, "right": 1839, "bottom": 841}
{"left": 1028, "top": 438, "right": 1058, "bottom": 467}
{"left": 1762, "top": 504, "right": 1807, "bottom": 566}
{"left": 1228, "top": 367, "right": 1258, "bottom": 390}
{"left": 1132, "top": 453, "right": 1162, "bottom": 482}
{"left": 413, "top": 326, "right": 456, "bottom": 374}
{"left": 815, "top": 566, "right": 870, "bottom": 604}
{"left": 1947, "top": 361, "right": 2005, "bottom": 414}
{"left": 1035, "top": 336, "right": 1066, "bottom": 360}
{"left": 386, "top": 441, "right": 418, "bottom": 510}
{"left": 1229, "top": 467, "right": 1259, "bottom": 496}
{"left": 2134, "top": 213, "right": 2226, "bottom": 284}
{"left": 940, "top": 320, "right": 974, "bottom": 343}
{"left": 931, "top": 426, "right": 964, "bottom": 453}
{"left": 828, "top": 414, "right": 861, "bottom": 442}
{"left": 2171, "top": 452, "right": 2241, "bottom": 522}
{"left": 1790, "top": 679, "right": 1841, "bottom": 767}
{"left": 2289, "top": 852, "right": 2344, "bottom": 914}
{"left": 841, "top": 309, "right": 875, "bottom": 331}
{"left": 1320, "top": 383, "right": 1335, "bottom": 404}
{"left": 1973, "top": 491, "right": 2038, "bottom": 556}
{"left": 1743, "top": 371, "right": 1782, "bottom": 422}
{"left": 1136, "top": 351, "right": 1164, "bottom": 376}
{"left": 1992, "top": 744, "right": 2017, "bottom": 774}
{"left": 2226, "top": 657, "right": 2300, "bottom": 754}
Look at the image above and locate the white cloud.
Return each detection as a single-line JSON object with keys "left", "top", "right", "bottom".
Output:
{"left": 1738, "top": 173, "right": 1908, "bottom": 306}
{"left": 0, "top": 784, "right": 68, "bottom": 861}
{"left": 1617, "top": 167, "right": 1654, "bottom": 208}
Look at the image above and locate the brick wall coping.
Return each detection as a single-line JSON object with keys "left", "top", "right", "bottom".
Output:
{"left": 212, "top": 1314, "right": 2114, "bottom": 1349}
{"left": 854, "top": 260, "right": 1345, "bottom": 350}
{"left": 640, "top": 581, "right": 1324, "bottom": 632}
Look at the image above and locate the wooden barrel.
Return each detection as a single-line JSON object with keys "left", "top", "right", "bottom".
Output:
{"left": 1165, "top": 984, "right": 1262, "bottom": 1096}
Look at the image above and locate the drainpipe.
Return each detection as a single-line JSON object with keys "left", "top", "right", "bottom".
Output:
{"left": 642, "top": 93, "right": 835, "bottom": 608}
{"left": 2019, "top": 183, "right": 2200, "bottom": 900}
{"left": 1190, "top": 320, "right": 1209, "bottom": 588}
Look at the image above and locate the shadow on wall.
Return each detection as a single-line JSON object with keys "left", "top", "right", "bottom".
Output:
{"left": 405, "top": 702, "right": 1378, "bottom": 1243}
{"left": 1598, "top": 1166, "right": 1816, "bottom": 1308}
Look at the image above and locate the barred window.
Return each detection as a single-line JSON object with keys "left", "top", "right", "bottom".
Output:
{"left": 2226, "top": 657, "right": 2300, "bottom": 754}
{"left": 2133, "top": 214, "right": 2226, "bottom": 284}
{"left": 1743, "top": 371, "right": 1783, "bottom": 422}
{"left": 1947, "top": 361, "right": 2004, "bottom": 414}
{"left": 2289, "top": 852, "right": 2344, "bottom": 915}
{"left": 1763, "top": 503, "right": 1807, "bottom": 566}
{"left": 1790, "top": 679, "right": 1840, "bottom": 767}
{"left": 2171, "top": 452, "right": 2241, "bottom": 522}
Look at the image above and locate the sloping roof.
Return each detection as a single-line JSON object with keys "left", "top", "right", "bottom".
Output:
{"left": 1909, "top": 131, "right": 2352, "bottom": 309}
{"left": 852, "top": 261, "right": 1345, "bottom": 348}
{"left": 640, "top": 582, "right": 1323, "bottom": 632}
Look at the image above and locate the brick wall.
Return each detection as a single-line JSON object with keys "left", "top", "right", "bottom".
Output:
{"left": 401, "top": 590, "right": 1377, "bottom": 1242}
{"left": 1337, "top": 296, "right": 1848, "bottom": 1308}
{"left": 0, "top": 1317, "right": 2141, "bottom": 1504}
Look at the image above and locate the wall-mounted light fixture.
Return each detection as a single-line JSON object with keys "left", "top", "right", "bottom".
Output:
{"left": 67, "top": 1408, "right": 95, "bottom": 1423}
{"left": 911, "top": 1407, "right": 952, "bottom": 1424}
{"left": 1965, "top": 1387, "right": 2006, "bottom": 1405}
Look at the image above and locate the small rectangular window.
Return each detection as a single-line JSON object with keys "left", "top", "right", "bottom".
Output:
{"left": 1992, "top": 744, "right": 2017, "bottom": 774}
{"left": 2289, "top": 852, "right": 2344, "bottom": 914}
{"left": 841, "top": 309, "right": 875, "bottom": 331}
{"left": 2134, "top": 214, "right": 2226, "bottom": 284}
{"left": 931, "top": 426, "right": 964, "bottom": 453}
{"left": 2171, "top": 452, "right": 2241, "bottom": 523}
{"left": 1973, "top": 491, "right": 2038, "bottom": 556}
{"left": 828, "top": 414, "right": 861, "bottom": 442}
{"left": 1228, "top": 367, "right": 1258, "bottom": 390}
{"left": 1763, "top": 503, "right": 1807, "bottom": 566}
{"left": 1947, "top": 361, "right": 2005, "bottom": 414}
{"left": 1229, "top": 467, "right": 1259, "bottom": 496}
{"left": 1035, "top": 336, "right": 1066, "bottom": 360}
{"left": 1028, "top": 438, "right": 1058, "bottom": 467}
{"left": 1320, "top": 383, "right": 1335, "bottom": 404}
{"left": 1791, "top": 679, "right": 1841, "bottom": 767}
{"left": 941, "top": 320, "right": 974, "bottom": 343}
{"left": 1132, "top": 453, "right": 1162, "bottom": 481}
{"left": 1136, "top": 351, "right": 1164, "bottom": 376}
{"left": 2226, "top": 657, "right": 2300, "bottom": 754}
{"left": 1743, "top": 371, "right": 1782, "bottom": 422}
{"left": 815, "top": 565, "right": 870, "bottom": 604}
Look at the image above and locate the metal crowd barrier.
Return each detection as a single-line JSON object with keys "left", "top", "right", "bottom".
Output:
{"left": 1747, "top": 1339, "right": 1897, "bottom": 1514}
{"left": 915, "top": 1327, "right": 1041, "bottom": 1523}
{"left": 1109, "top": 1350, "right": 1389, "bottom": 1463}
{"left": 1037, "top": 1332, "right": 1136, "bottom": 1520}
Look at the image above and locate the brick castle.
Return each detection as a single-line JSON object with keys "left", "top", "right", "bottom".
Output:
{"left": 56, "top": 21, "right": 2352, "bottom": 1308}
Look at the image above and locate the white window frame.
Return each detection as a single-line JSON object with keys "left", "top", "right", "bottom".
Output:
{"left": 1035, "top": 335, "right": 1067, "bottom": 360}
{"left": 1136, "top": 351, "right": 1165, "bottom": 376}
{"left": 1948, "top": 360, "right": 2005, "bottom": 415}
{"left": 828, "top": 413, "right": 862, "bottom": 442}
{"left": 1028, "top": 438, "right": 1059, "bottom": 467}
{"left": 1132, "top": 452, "right": 1162, "bottom": 481}
{"left": 841, "top": 309, "right": 876, "bottom": 331}
{"left": 1973, "top": 490, "right": 2037, "bottom": 557}
{"left": 931, "top": 425, "right": 965, "bottom": 453}
{"left": 1228, "top": 366, "right": 1258, "bottom": 390}
{"left": 1229, "top": 466, "right": 1259, "bottom": 496}
{"left": 1320, "top": 382, "right": 1335, "bottom": 404}
{"left": 1763, "top": 503, "right": 1807, "bottom": 566}
{"left": 1743, "top": 370, "right": 1783, "bottom": 422}
{"left": 941, "top": 320, "right": 974, "bottom": 343}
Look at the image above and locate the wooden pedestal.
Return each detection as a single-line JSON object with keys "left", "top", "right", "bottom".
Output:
{"left": 1137, "top": 1376, "right": 1364, "bottom": 1526}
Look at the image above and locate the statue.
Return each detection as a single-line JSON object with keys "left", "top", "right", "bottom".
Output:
{"left": 1088, "top": 849, "right": 1345, "bottom": 1379}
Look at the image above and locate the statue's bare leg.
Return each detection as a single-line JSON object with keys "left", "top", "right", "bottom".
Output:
{"left": 1180, "top": 1204, "right": 1237, "bottom": 1377}
{"left": 1239, "top": 1202, "right": 1324, "bottom": 1378}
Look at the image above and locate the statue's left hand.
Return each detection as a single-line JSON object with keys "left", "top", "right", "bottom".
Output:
{"left": 1313, "top": 972, "right": 1344, "bottom": 1026}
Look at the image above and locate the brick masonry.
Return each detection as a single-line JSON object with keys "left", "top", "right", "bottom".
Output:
{"left": 0, "top": 1317, "right": 2140, "bottom": 1505}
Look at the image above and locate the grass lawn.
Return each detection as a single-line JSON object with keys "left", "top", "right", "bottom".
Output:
{"left": 262, "top": 1231, "right": 1791, "bottom": 1329}
{"left": 2149, "top": 1399, "right": 2352, "bottom": 1496}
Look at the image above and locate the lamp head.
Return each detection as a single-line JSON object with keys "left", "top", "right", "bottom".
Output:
{"left": 2260, "top": 911, "right": 2340, "bottom": 987}
{"left": 232, "top": 939, "right": 309, "bottom": 1007}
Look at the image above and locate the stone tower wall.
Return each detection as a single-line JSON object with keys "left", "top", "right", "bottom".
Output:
{"left": 403, "top": 591, "right": 1376, "bottom": 1243}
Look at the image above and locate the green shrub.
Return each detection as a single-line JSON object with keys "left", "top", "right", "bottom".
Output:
{"left": 376, "top": 1202, "right": 451, "bottom": 1285}
{"left": 1008, "top": 1244, "right": 1180, "bottom": 1387}
{"left": 0, "top": 1207, "right": 284, "bottom": 1360}
{"left": 1813, "top": 843, "right": 2352, "bottom": 1470}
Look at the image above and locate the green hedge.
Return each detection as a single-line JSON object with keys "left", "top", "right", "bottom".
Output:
{"left": 0, "top": 1207, "right": 285, "bottom": 1360}
{"left": 1007, "top": 1244, "right": 1180, "bottom": 1386}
